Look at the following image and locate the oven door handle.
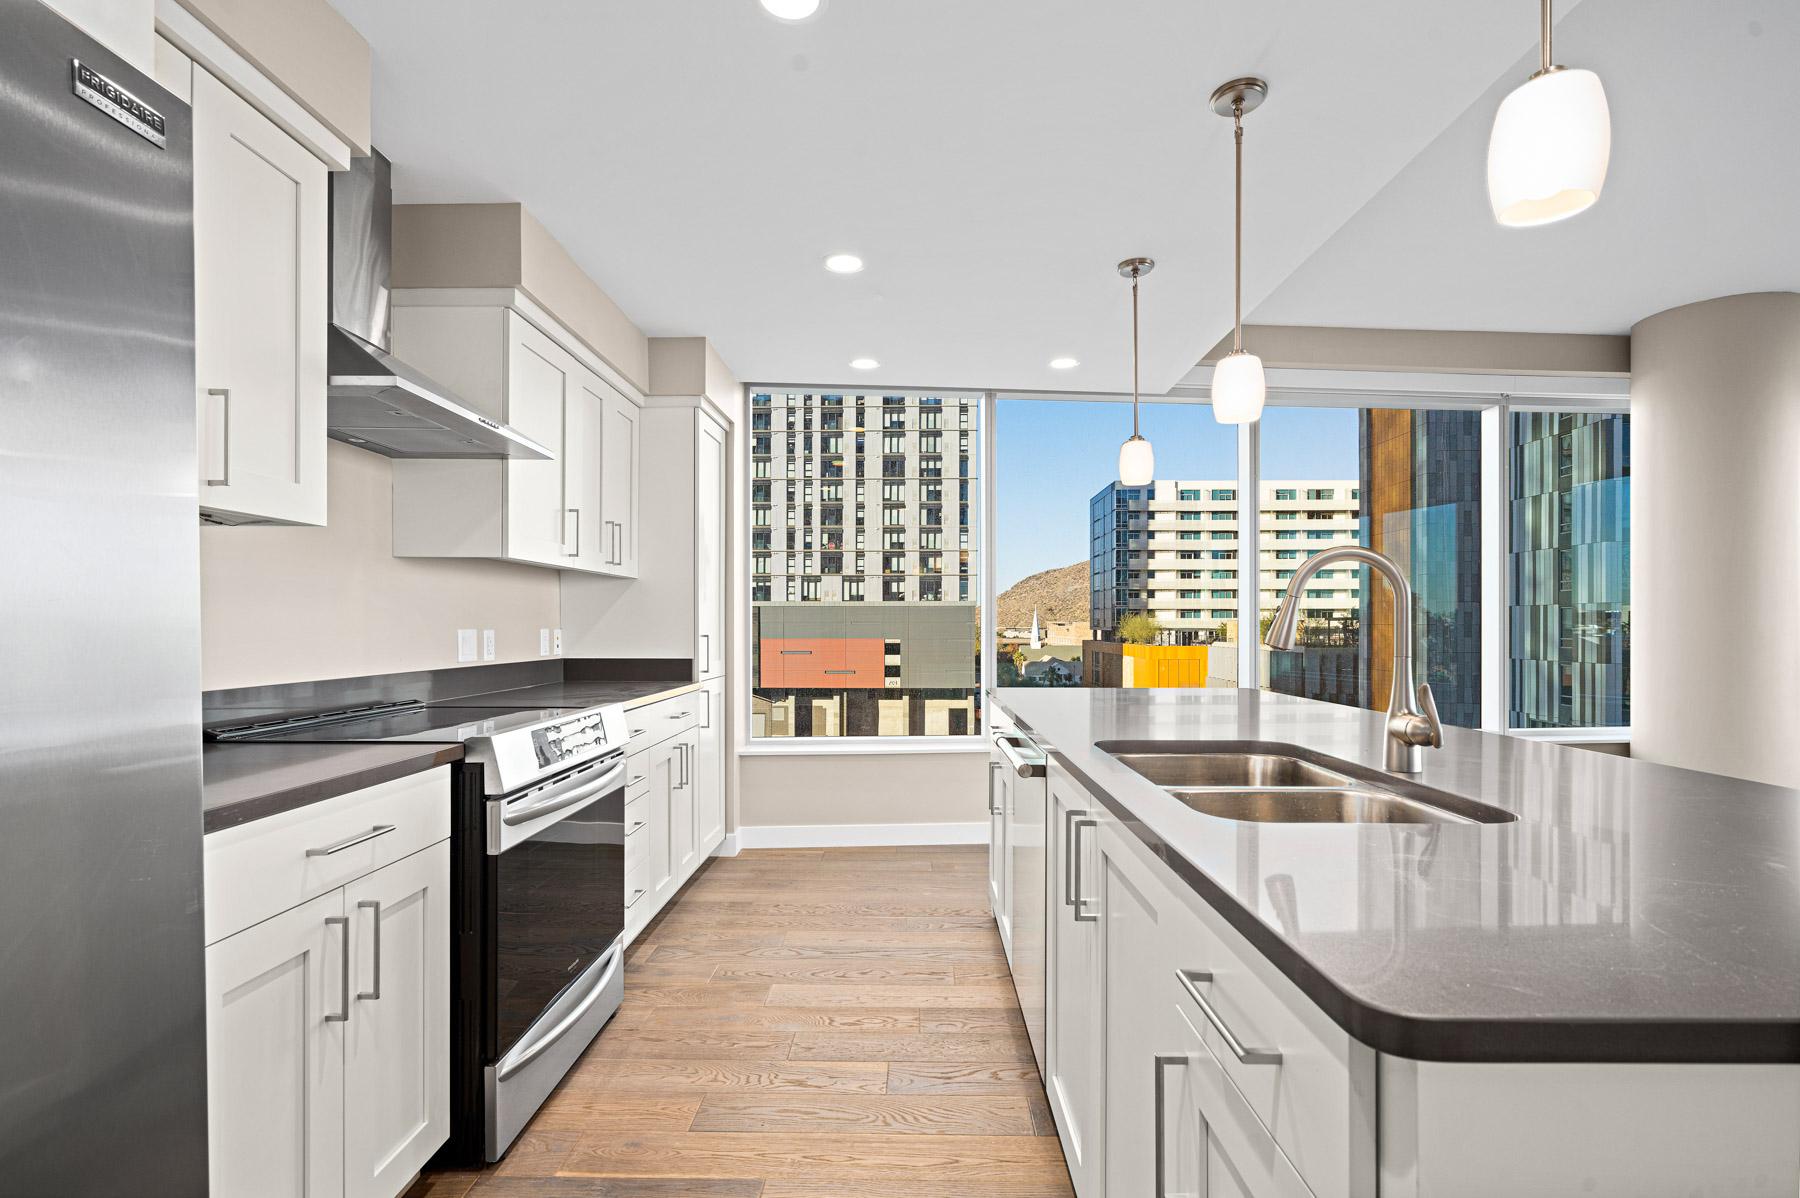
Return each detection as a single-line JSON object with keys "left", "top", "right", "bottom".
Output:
{"left": 501, "top": 758, "right": 626, "bottom": 827}
{"left": 495, "top": 944, "right": 622, "bottom": 1082}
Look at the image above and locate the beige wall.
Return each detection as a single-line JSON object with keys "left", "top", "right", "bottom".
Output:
{"left": 1202, "top": 324, "right": 1631, "bottom": 376}
{"left": 200, "top": 441, "right": 560, "bottom": 691}
{"left": 738, "top": 752, "right": 988, "bottom": 834}
{"left": 648, "top": 336, "right": 744, "bottom": 410}
{"left": 171, "top": 0, "right": 370, "bottom": 152}
{"left": 393, "top": 204, "right": 651, "bottom": 393}
{"left": 1632, "top": 292, "right": 1800, "bottom": 787}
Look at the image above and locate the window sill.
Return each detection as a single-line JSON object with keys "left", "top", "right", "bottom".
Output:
{"left": 1505, "top": 726, "right": 1631, "bottom": 743}
{"left": 738, "top": 736, "right": 990, "bottom": 757}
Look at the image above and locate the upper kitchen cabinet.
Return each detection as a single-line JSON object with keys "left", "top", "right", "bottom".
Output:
{"left": 189, "top": 62, "right": 328, "bottom": 526}
{"left": 387, "top": 304, "right": 639, "bottom": 576}
{"left": 561, "top": 398, "right": 730, "bottom": 678}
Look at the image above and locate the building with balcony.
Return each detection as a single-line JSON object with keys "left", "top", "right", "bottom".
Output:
{"left": 749, "top": 391, "right": 980, "bottom": 736}
{"left": 1089, "top": 479, "right": 1362, "bottom": 643}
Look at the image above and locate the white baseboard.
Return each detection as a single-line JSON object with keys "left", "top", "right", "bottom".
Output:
{"left": 713, "top": 832, "right": 742, "bottom": 858}
{"left": 736, "top": 821, "right": 987, "bottom": 850}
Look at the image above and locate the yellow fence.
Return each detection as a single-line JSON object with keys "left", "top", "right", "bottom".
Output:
{"left": 1121, "top": 644, "right": 1209, "bottom": 688}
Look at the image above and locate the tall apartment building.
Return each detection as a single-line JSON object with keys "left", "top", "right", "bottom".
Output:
{"left": 1089, "top": 480, "right": 1362, "bottom": 643}
{"left": 1509, "top": 411, "right": 1630, "bottom": 728}
{"left": 749, "top": 391, "right": 980, "bottom": 737}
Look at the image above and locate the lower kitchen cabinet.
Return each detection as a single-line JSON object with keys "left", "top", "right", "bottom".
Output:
{"left": 1046, "top": 774, "right": 1105, "bottom": 1196}
{"left": 204, "top": 773, "right": 451, "bottom": 1198}
{"left": 624, "top": 689, "right": 726, "bottom": 942}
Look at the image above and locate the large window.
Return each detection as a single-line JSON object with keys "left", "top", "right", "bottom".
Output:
{"left": 1509, "top": 411, "right": 1630, "bottom": 728}
{"left": 749, "top": 391, "right": 980, "bottom": 739}
{"left": 990, "top": 399, "right": 1238, "bottom": 690}
{"left": 1258, "top": 406, "right": 1483, "bottom": 728}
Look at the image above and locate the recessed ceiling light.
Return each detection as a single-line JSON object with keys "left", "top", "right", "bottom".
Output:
{"left": 849, "top": 358, "right": 879, "bottom": 370}
{"left": 824, "top": 253, "right": 864, "bottom": 274}
{"left": 1050, "top": 357, "right": 1080, "bottom": 370}
{"left": 760, "top": 0, "right": 823, "bottom": 22}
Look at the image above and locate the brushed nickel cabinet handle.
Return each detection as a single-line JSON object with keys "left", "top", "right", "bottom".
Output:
{"left": 1177, "top": 968, "right": 1282, "bottom": 1065}
{"left": 356, "top": 900, "right": 382, "bottom": 1001}
{"left": 324, "top": 916, "right": 350, "bottom": 1023}
{"left": 306, "top": 824, "right": 396, "bottom": 857}
{"left": 1071, "top": 818, "right": 1099, "bottom": 922}
{"left": 203, "top": 387, "right": 230, "bottom": 486}
{"left": 1154, "top": 1054, "right": 1187, "bottom": 1198}
{"left": 564, "top": 507, "right": 580, "bottom": 557}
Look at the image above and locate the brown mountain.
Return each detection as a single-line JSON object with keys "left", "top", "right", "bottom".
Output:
{"left": 996, "top": 562, "right": 1088, "bottom": 632}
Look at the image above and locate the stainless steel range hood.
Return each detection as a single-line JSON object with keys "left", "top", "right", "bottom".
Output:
{"left": 327, "top": 152, "right": 550, "bottom": 459}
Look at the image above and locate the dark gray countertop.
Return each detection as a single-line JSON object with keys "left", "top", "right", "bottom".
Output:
{"left": 203, "top": 742, "right": 463, "bottom": 834}
{"left": 994, "top": 686, "right": 1800, "bottom": 1064}
{"left": 455, "top": 679, "right": 703, "bottom": 709}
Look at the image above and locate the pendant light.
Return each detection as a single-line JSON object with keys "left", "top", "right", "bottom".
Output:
{"left": 1487, "top": 0, "right": 1610, "bottom": 227}
{"left": 1209, "top": 77, "right": 1269, "bottom": 425}
{"left": 1116, "top": 257, "right": 1155, "bottom": 486}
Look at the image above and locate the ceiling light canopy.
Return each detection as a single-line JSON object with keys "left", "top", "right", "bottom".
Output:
{"left": 759, "top": 0, "right": 823, "bottom": 22}
{"left": 1116, "top": 258, "right": 1155, "bottom": 487}
{"left": 1050, "top": 357, "right": 1079, "bottom": 370}
{"left": 823, "top": 253, "right": 864, "bottom": 274}
{"left": 849, "top": 357, "right": 879, "bottom": 370}
{"left": 1210, "top": 77, "right": 1268, "bottom": 425}
{"left": 1487, "top": 0, "right": 1611, "bottom": 227}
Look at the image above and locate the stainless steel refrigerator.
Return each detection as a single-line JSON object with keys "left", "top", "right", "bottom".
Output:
{"left": 0, "top": 2, "right": 208, "bottom": 1191}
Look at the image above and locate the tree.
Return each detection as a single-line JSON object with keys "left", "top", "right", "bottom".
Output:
{"left": 1116, "top": 612, "right": 1162, "bottom": 645}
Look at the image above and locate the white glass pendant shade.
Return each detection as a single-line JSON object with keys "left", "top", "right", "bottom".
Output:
{"left": 1487, "top": 68, "right": 1610, "bottom": 227}
{"left": 1118, "top": 434, "right": 1155, "bottom": 486}
{"left": 1211, "top": 351, "right": 1266, "bottom": 425}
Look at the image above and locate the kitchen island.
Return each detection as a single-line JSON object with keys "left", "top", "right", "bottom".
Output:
{"left": 991, "top": 686, "right": 1800, "bottom": 1198}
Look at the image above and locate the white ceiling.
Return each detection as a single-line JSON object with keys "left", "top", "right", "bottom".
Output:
{"left": 1253, "top": 0, "right": 1800, "bottom": 335}
{"left": 335, "top": 0, "right": 1596, "bottom": 391}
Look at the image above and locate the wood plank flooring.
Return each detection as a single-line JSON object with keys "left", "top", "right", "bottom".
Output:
{"left": 404, "top": 845, "right": 1072, "bottom": 1198}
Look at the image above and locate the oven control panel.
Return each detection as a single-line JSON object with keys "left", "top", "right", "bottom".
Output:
{"left": 529, "top": 707, "right": 621, "bottom": 770}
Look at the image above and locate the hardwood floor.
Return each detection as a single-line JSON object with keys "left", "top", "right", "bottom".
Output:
{"left": 405, "top": 845, "right": 1072, "bottom": 1198}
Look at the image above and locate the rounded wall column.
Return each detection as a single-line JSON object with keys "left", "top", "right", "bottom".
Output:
{"left": 1631, "top": 292, "right": 1800, "bottom": 786}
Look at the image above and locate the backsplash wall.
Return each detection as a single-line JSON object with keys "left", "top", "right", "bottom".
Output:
{"left": 199, "top": 440, "right": 560, "bottom": 691}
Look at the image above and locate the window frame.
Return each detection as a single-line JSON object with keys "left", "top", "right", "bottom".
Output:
{"left": 742, "top": 371, "right": 1628, "bottom": 755}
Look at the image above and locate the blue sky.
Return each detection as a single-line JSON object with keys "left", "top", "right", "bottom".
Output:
{"left": 994, "top": 401, "right": 1359, "bottom": 588}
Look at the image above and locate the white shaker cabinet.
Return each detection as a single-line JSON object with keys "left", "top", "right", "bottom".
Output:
{"left": 204, "top": 771, "right": 451, "bottom": 1198}
{"left": 190, "top": 63, "right": 328, "bottom": 526}
{"left": 1045, "top": 773, "right": 1105, "bottom": 1196}
{"left": 388, "top": 305, "right": 640, "bottom": 576}
{"left": 697, "top": 679, "right": 727, "bottom": 849}
{"left": 342, "top": 843, "right": 450, "bottom": 1198}
{"left": 599, "top": 385, "right": 641, "bottom": 576}
{"left": 694, "top": 412, "right": 727, "bottom": 678}
{"left": 204, "top": 889, "right": 345, "bottom": 1198}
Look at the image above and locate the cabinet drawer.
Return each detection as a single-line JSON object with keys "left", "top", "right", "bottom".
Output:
{"left": 624, "top": 860, "right": 652, "bottom": 928}
{"left": 1168, "top": 1001, "right": 1316, "bottom": 1198}
{"left": 1170, "top": 884, "right": 1371, "bottom": 1198}
{"left": 204, "top": 767, "right": 451, "bottom": 945}
{"left": 625, "top": 691, "right": 701, "bottom": 753}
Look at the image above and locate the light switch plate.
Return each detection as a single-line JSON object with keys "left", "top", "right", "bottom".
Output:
{"left": 482, "top": 629, "right": 496, "bottom": 661}
{"left": 456, "top": 629, "right": 477, "bottom": 663}
{"left": 539, "top": 628, "right": 551, "bottom": 656}
{"left": 553, "top": 628, "right": 563, "bottom": 655}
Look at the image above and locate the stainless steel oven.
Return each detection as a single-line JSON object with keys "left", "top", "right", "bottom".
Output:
{"left": 480, "top": 745, "right": 627, "bottom": 1158}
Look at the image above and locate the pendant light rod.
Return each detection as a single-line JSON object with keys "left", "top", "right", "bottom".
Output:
{"left": 1117, "top": 257, "right": 1154, "bottom": 437}
{"left": 1209, "top": 78, "right": 1266, "bottom": 354}
{"left": 1540, "top": 0, "right": 1553, "bottom": 75}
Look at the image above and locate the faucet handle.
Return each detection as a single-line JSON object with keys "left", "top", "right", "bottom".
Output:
{"left": 1415, "top": 683, "right": 1443, "bottom": 747}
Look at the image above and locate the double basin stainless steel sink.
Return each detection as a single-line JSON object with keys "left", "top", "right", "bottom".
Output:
{"left": 1096, "top": 740, "right": 1516, "bottom": 825}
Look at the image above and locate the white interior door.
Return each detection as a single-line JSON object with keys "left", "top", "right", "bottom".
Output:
{"left": 343, "top": 843, "right": 449, "bottom": 1198}
{"left": 191, "top": 65, "right": 327, "bottom": 526}
{"left": 204, "top": 889, "right": 345, "bottom": 1198}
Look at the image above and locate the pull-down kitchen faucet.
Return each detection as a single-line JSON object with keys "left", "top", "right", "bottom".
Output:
{"left": 1263, "top": 545, "right": 1442, "bottom": 773}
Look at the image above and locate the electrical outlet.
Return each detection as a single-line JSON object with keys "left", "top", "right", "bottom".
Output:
{"left": 552, "top": 628, "right": 563, "bottom": 655}
{"left": 456, "top": 629, "right": 477, "bottom": 663}
{"left": 539, "top": 628, "right": 551, "bottom": 656}
{"left": 482, "top": 629, "right": 496, "bottom": 661}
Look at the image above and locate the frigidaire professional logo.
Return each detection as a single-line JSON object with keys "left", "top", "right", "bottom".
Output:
{"left": 72, "top": 59, "right": 166, "bottom": 147}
